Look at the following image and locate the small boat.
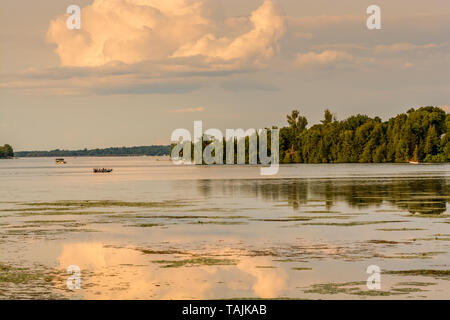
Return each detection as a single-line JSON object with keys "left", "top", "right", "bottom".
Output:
{"left": 56, "top": 158, "right": 67, "bottom": 164}
{"left": 93, "top": 168, "right": 113, "bottom": 173}
{"left": 409, "top": 161, "right": 419, "bottom": 165}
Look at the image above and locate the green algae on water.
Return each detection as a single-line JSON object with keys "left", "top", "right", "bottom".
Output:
{"left": 152, "top": 257, "right": 238, "bottom": 268}
{"left": 384, "top": 269, "right": 450, "bottom": 279}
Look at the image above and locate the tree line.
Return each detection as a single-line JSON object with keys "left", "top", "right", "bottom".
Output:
{"left": 9, "top": 106, "right": 450, "bottom": 163}
{"left": 280, "top": 106, "right": 449, "bottom": 163}
{"left": 173, "top": 106, "right": 449, "bottom": 164}
{"left": 0, "top": 144, "right": 14, "bottom": 158}
{"left": 15, "top": 145, "right": 171, "bottom": 157}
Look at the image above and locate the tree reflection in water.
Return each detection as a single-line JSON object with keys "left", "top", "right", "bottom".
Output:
{"left": 197, "top": 177, "right": 449, "bottom": 215}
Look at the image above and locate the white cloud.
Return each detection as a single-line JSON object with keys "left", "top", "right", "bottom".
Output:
{"left": 3, "top": 2, "right": 448, "bottom": 96}
{"left": 1, "top": 0, "right": 286, "bottom": 95}
{"left": 47, "top": 0, "right": 285, "bottom": 70}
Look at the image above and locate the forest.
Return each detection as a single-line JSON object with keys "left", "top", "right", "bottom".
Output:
{"left": 175, "top": 106, "right": 449, "bottom": 164}
{"left": 279, "top": 106, "right": 449, "bottom": 163}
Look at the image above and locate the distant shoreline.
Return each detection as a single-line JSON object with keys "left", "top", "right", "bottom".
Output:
{"left": 15, "top": 145, "right": 171, "bottom": 158}
{"left": 13, "top": 154, "right": 169, "bottom": 158}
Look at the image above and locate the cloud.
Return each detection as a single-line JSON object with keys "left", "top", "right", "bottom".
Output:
{"left": 287, "top": 15, "right": 363, "bottom": 29}
{"left": 374, "top": 42, "right": 439, "bottom": 54}
{"left": 1, "top": 0, "right": 285, "bottom": 95}
{"left": 0, "top": 61, "right": 206, "bottom": 95}
{"left": 47, "top": 0, "right": 285, "bottom": 70}
{"left": 170, "top": 107, "right": 205, "bottom": 113}
{"left": 4, "top": 2, "right": 448, "bottom": 96}
{"left": 295, "top": 50, "right": 353, "bottom": 68}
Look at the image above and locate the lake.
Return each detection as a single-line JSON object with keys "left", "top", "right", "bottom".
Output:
{"left": 0, "top": 157, "right": 449, "bottom": 299}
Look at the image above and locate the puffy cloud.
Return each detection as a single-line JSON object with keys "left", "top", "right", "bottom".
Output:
{"left": 295, "top": 50, "right": 353, "bottom": 68}
{"left": 1, "top": 0, "right": 286, "bottom": 95}
{"left": 47, "top": 0, "right": 285, "bottom": 70}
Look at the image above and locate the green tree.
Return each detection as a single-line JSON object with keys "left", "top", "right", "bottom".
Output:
{"left": 412, "top": 145, "right": 419, "bottom": 162}
{"left": 0, "top": 144, "right": 14, "bottom": 158}
{"left": 424, "top": 125, "right": 439, "bottom": 155}
{"left": 278, "top": 106, "right": 448, "bottom": 164}
{"left": 321, "top": 109, "right": 334, "bottom": 125}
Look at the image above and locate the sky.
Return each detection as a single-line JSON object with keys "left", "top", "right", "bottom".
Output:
{"left": 0, "top": 0, "right": 449, "bottom": 151}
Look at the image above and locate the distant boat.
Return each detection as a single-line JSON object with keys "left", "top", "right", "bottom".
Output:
{"left": 93, "top": 168, "right": 113, "bottom": 173}
{"left": 56, "top": 158, "right": 66, "bottom": 164}
{"left": 409, "top": 161, "right": 419, "bottom": 165}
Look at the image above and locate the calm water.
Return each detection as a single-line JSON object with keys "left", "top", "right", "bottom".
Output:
{"left": 0, "top": 157, "right": 449, "bottom": 299}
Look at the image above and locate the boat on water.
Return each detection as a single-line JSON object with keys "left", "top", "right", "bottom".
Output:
{"left": 93, "top": 168, "right": 113, "bottom": 173}
{"left": 409, "top": 161, "right": 419, "bottom": 165}
{"left": 55, "top": 158, "right": 66, "bottom": 164}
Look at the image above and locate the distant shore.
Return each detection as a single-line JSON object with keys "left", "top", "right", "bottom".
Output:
{"left": 15, "top": 145, "right": 171, "bottom": 158}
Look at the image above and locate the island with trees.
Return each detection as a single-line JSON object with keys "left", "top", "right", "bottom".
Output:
{"left": 0, "top": 144, "right": 14, "bottom": 159}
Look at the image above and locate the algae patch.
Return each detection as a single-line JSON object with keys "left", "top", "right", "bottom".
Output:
{"left": 303, "top": 220, "right": 405, "bottom": 227}
{"left": 21, "top": 200, "right": 189, "bottom": 209}
{"left": 384, "top": 269, "right": 450, "bottom": 280}
{"left": 0, "top": 264, "right": 42, "bottom": 284}
{"left": 152, "top": 257, "right": 237, "bottom": 268}
{"left": 304, "top": 281, "right": 423, "bottom": 296}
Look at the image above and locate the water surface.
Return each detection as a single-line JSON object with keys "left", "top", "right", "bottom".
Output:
{"left": 0, "top": 157, "right": 449, "bottom": 299}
